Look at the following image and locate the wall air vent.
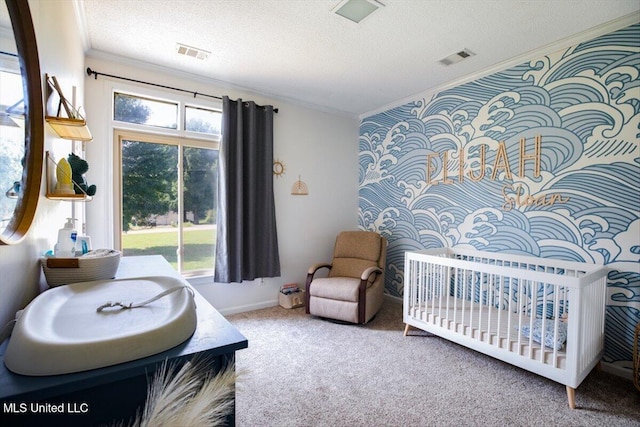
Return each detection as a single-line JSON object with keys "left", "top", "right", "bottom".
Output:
{"left": 439, "top": 49, "right": 475, "bottom": 66}
{"left": 175, "top": 43, "right": 210, "bottom": 61}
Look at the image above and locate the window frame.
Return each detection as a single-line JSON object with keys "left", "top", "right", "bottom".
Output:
{"left": 110, "top": 84, "right": 221, "bottom": 277}
{"left": 109, "top": 84, "right": 222, "bottom": 141}
{"left": 113, "top": 91, "right": 180, "bottom": 129}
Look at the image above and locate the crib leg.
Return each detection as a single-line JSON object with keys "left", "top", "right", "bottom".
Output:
{"left": 566, "top": 386, "right": 576, "bottom": 409}
{"left": 403, "top": 323, "right": 411, "bottom": 336}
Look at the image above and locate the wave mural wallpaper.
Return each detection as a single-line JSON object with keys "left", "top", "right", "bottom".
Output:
{"left": 359, "top": 23, "right": 639, "bottom": 373}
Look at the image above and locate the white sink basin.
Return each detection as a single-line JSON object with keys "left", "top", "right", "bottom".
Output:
{"left": 5, "top": 276, "right": 197, "bottom": 376}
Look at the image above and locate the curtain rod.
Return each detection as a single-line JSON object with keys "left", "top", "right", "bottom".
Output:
{"left": 86, "top": 67, "right": 278, "bottom": 113}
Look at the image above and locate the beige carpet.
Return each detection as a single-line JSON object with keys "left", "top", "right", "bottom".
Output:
{"left": 227, "top": 300, "right": 640, "bottom": 427}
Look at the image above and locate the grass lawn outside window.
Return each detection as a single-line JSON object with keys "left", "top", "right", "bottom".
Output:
{"left": 122, "top": 225, "right": 215, "bottom": 274}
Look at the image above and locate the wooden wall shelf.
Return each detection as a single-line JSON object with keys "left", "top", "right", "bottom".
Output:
{"left": 45, "top": 193, "right": 89, "bottom": 201}
{"left": 45, "top": 116, "right": 92, "bottom": 141}
{"left": 45, "top": 74, "right": 93, "bottom": 141}
{"left": 45, "top": 151, "right": 92, "bottom": 201}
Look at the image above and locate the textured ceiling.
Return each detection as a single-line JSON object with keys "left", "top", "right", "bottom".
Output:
{"left": 78, "top": 0, "right": 639, "bottom": 117}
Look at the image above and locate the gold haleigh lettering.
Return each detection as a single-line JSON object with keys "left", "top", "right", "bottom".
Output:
{"left": 519, "top": 136, "right": 541, "bottom": 178}
{"left": 427, "top": 152, "right": 440, "bottom": 185}
{"left": 424, "top": 137, "right": 566, "bottom": 210}
{"left": 467, "top": 145, "right": 486, "bottom": 182}
{"left": 491, "top": 142, "right": 512, "bottom": 181}
{"left": 441, "top": 150, "right": 454, "bottom": 184}
{"left": 502, "top": 183, "right": 570, "bottom": 211}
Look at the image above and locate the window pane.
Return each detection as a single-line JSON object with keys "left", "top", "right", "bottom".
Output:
{"left": 185, "top": 105, "right": 221, "bottom": 135}
{"left": 121, "top": 139, "right": 179, "bottom": 269}
{"left": 114, "top": 92, "right": 178, "bottom": 129}
{"left": 182, "top": 146, "right": 218, "bottom": 276}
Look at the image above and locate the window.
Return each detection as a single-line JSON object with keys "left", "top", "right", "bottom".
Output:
{"left": 113, "top": 91, "right": 220, "bottom": 277}
{"left": 185, "top": 105, "right": 221, "bottom": 135}
{"left": 114, "top": 92, "right": 178, "bottom": 129}
{"left": 0, "top": 67, "right": 24, "bottom": 231}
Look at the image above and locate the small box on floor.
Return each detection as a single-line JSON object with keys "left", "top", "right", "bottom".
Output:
{"left": 279, "top": 283, "right": 305, "bottom": 309}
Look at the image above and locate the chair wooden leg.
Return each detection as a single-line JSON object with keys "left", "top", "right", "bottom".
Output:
{"left": 566, "top": 386, "right": 576, "bottom": 409}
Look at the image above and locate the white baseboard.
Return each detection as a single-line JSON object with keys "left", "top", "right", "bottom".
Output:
{"left": 217, "top": 293, "right": 403, "bottom": 316}
{"left": 600, "top": 362, "right": 634, "bottom": 381}
{"left": 217, "top": 300, "right": 279, "bottom": 316}
{"left": 384, "top": 294, "right": 402, "bottom": 305}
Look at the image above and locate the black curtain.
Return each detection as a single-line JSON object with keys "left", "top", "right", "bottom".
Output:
{"left": 214, "top": 96, "right": 280, "bottom": 283}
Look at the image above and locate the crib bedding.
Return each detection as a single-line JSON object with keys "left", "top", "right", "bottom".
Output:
{"left": 518, "top": 318, "right": 568, "bottom": 351}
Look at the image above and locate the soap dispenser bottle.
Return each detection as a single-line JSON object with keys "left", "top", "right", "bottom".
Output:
{"left": 54, "top": 218, "right": 77, "bottom": 258}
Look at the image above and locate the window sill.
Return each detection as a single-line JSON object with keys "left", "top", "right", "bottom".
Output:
{"left": 187, "top": 274, "right": 215, "bottom": 286}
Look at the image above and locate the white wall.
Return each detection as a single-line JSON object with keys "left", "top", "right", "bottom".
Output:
{"left": 0, "top": 0, "right": 86, "bottom": 340}
{"left": 83, "top": 55, "right": 359, "bottom": 314}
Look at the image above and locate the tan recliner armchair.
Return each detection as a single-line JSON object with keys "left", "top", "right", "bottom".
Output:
{"left": 305, "top": 231, "right": 387, "bottom": 324}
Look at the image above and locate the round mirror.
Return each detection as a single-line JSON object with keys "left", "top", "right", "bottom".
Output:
{"left": 0, "top": 0, "right": 44, "bottom": 245}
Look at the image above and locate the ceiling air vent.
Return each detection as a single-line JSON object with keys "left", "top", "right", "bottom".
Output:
{"left": 439, "top": 49, "right": 475, "bottom": 66}
{"left": 332, "top": 0, "right": 384, "bottom": 24}
{"left": 175, "top": 43, "right": 210, "bottom": 61}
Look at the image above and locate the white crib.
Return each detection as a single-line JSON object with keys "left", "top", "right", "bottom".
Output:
{"left": 403, "top": 248, "right": 608, "bottom": 409}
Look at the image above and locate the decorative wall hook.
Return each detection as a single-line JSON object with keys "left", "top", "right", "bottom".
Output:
{"left": 291, "top": 175, "right": 309, "bottom": 196}
{"left": 273, "top": 159, "right": 285, "bottom": 177}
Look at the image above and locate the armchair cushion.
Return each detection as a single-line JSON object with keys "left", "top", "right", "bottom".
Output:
{"left": 329, "top": 258, "right": 377, "bottom": 280}
{"left": 333, "top": 231, "right": 381, "bottom": 261}
{"left": 308, "top": 277, "right": 361, "bottom": 302}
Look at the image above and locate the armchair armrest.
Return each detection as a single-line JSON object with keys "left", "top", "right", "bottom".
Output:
{"left": 357, "top": 266, "right": 383, "bottom": 324}
{"left": 360, "top": 266, "right": 382, "bottom": 281}
{"left": 305, "top": 263, "right": 331, "bottom": 295}
{"left": 307, "top": 263, "right": 332, "bottom": 275}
